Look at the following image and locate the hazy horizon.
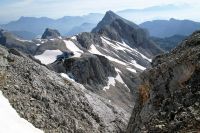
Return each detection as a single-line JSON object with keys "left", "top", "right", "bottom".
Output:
{"left": 1, "top": 0, "right": 200, "bottom": 24}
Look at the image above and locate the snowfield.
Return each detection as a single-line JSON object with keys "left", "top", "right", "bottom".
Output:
{"left": 0, "top": 91, "right": 43, "bottom": 133}
{"left": 34, "top": 50, "right": 62, "bottom": 65}
{"left": 64, "top": 40, "right": 83, "bottom": 57}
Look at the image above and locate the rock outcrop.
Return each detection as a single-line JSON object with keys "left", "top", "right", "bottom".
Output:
{"left": 76, "top": 32, "right": 103, "bottom": 49}
{"left": 127, "top": 31, "right": 200, "bottom": 133}
{"left": 41, "top": 28, "right": 61, "bottom": 39}
{"left": 49, "top": 53, "right": 117, "bottom": 89}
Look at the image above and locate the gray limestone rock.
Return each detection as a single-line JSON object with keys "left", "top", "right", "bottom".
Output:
{"left": 127, "top": 31, "right": 200, "bottom": 133}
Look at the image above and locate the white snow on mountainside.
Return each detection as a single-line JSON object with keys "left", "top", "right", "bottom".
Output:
{"left": 103, "top": 68, "right": 130, "bottom": 91}
{"left": 34, "top": 36, "right": 149, "bottom": 71}
{"left": 0, "top": 91, "right": 43, "bottom": 133}
{"left": 34, "top": 50, "right": 63, "bottom": 65}
{"left": 64, "top": 40, "right": 83, "bottom": 57}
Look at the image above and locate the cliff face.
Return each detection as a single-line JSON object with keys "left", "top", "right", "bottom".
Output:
{"left": 127, "top": 31, "right": 200, "bottom": 133}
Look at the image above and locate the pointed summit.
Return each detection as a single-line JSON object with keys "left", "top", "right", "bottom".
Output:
{"left": 103, "top": 10, "right": 121, "bottom": 21}
{"left": 92, "top": 10, "right": 139, "bottom": 33}
{"left": 41, "top": 28, "right": 61, "bottom": 39}
{"left": 92, "top": 10, "right": 163, "bottom": 56}
{"left": 92, "top": 10, "right": 123, "bottom": 33}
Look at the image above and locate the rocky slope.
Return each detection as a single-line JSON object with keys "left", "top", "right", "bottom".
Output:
{"left": 0, "top": 45, "right": 130, "bottom": 133}
{"left": 127, "top": 31, "right": 200, "bottom": 133}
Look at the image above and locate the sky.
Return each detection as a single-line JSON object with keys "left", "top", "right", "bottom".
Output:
{"left": 0, "top": 0, "right": 200, "bottom": 24}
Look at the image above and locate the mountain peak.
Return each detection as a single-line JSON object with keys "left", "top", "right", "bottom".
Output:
{"left": 104, "top": 10, "right": 118, "bottom": 18}
{"left": 92, "top": 11, "right": 121, "bottom": 33}
{"left": 41, "top": 28, "right": 61, "bottom": 39}
{"left": 169, "top": 18, "right": 177, "bottom": 21}
{"left": 92, "top": 10, "right": 139, "bottom": 33}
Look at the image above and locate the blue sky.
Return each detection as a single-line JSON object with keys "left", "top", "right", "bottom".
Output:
{"left": 0, "top": 0, "right": 200, "bottom": 24}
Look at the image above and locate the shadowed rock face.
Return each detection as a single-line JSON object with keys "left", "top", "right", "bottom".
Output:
{"left": 41, "top": 28, "right": 61, "bottom": 39}
{"left": 49, "top": 53, "right": 117, "bottom": 90}
{"left": 127, "top": 31, "right": 200, "bottom": 133}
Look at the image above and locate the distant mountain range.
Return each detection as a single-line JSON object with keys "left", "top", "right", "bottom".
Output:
{"left": 151, "top": 35, "right": 187, "bottom": 51}
{"left": 1, "top": 5, "right": 200, "bottom": 40}
{"left": 140, "top": 18, "right": 200, "bottom": 38}
{"left": 66, "top": 23, "right": 96, "bottom": 36}
{"left": 0, "top": 13, "right": 103, "bottom": 39}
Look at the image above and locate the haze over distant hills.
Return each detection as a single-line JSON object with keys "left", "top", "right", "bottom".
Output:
{"left": 1, "top": 5, "right": 200, "bottom": 40}
{"left": 0, "top": 13, "right": 103, "bottom": 39}
{"left": 140, "top": 18, "right": 200, "bottom": 38}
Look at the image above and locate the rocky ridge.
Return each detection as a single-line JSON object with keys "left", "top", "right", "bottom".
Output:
{"left": 127, "top": 31, "right": 200, "bottom": 133}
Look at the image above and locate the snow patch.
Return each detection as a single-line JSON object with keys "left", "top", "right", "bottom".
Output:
{"left": 64, "top": 40, "right": 83, "bottom": 57}
{"left": 35, "top": 39, "right": 47, "bottom": 44}
{"left": 34, "top": 50, "right": 62, "bottom": 65}
{"left": 101, "top": 36, "right": 152, "bottom": 62}
{"left": 103, "top": 68, "right": 130, "bottom": 92}
{"left": 127, "top": 68, "right": 137, "bottom": 73}
{"left": 0, "top": 91, "right": 43, "bottom": 133}
{"left": 103, "top": 76, "right": 116, "bottom": 91}
{"left": 16, "top": 38, "right": 32, "bottom": 43}
{"left": 101, "top": 37, "right": 129, "bottom": 51}
{"left": 71, "top": 36, "right": 77, "bottom": 40}
{"left": 36, "top": 44, "right": 41, "bottom": 46}
{"left": 89, "top": 44, "right": 103, "bottom": 55}
{"left": 139, "top": 53, "right": 152, "bottom": 62}
{"left": 60, "top": 73, "right": 75, "bottom": 82}
{"left": 106, "top": 56, "right": 127, "bottom": 66}
{"left": 89, "top": 44, "right": 127, "bottom": 66}
{"left": 115, "top": 68, "right": 130, "bottom": 92}
{"left": 115, "top": 68, "right": 122, "bottom": 73}
{"left": 130, "top": 60, "right": 146, "bottom": 70}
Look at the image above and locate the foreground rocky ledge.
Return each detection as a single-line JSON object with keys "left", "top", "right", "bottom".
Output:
{"left": 127, "top": 31, "right": 200, "bottom": 132}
